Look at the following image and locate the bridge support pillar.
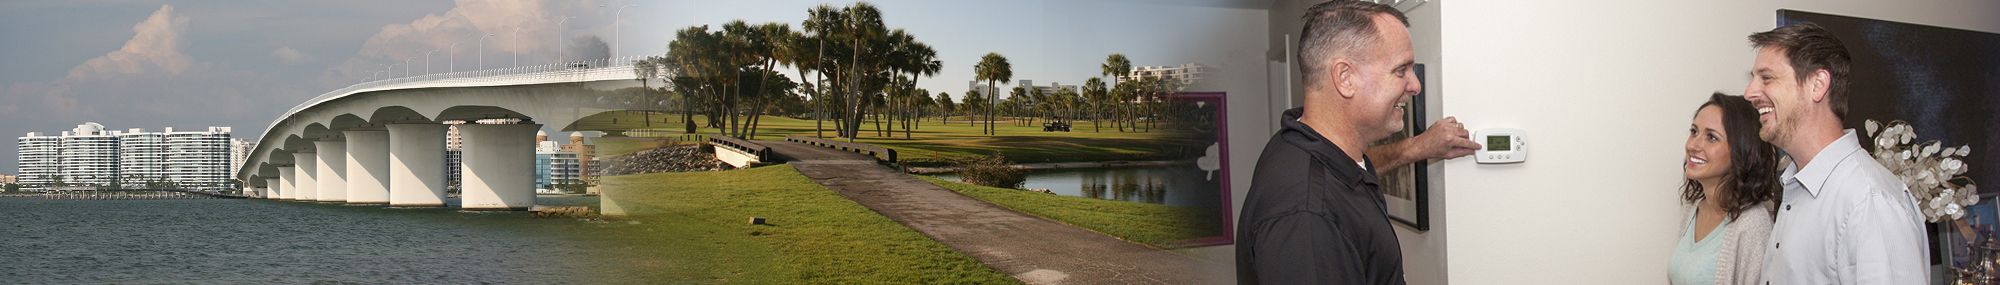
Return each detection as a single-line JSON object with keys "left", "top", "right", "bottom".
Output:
{"left": 459, "top": 123, "right": 540, "bottom": 210}
{"left": 292, "top": 152, "right": 317, "bottom": 202}
{"left": 314, "top": 140, "right": 348, "bottom": 202}
{"left": 275, "top": 169, "right": 292, "bottom": 200}
{"left": 388, "top": 124, "right": 449, "bottom": 207}
{"left": 344, "top": 130, "right": 391, "bottom": 205}
{"left": 265, "top": 178, "right": 282, "bottom": 199}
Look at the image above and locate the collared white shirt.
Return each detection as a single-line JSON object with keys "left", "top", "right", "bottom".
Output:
{"left": 1761, "top": 129, "right": 1930, "bottom": 285}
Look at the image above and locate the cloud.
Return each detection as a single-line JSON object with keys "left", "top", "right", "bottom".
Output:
{"left": 272, "top": 47, "right": 313, "bottom": 64}
{"left": 66, "top": 4, "right": 192, "bottom": 81}
{"left": 325, "top": 0, "right": 610, "bottom": 83}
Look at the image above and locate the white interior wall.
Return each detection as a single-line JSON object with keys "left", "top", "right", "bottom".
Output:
{"left": 1434, "top": 0, "right": 2000, "bottom": 284}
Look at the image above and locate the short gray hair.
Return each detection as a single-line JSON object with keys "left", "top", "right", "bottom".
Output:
{"left": 1298, "top": 0, "right": 1408, "bottom": 91}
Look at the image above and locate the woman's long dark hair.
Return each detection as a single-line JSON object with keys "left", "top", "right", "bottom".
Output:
{"left": 1681, "top": 92, "right": 1780, "bottom": 220}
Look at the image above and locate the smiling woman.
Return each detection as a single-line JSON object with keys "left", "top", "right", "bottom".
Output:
{"left": 1669, "top": 92, "right": 1780, "bottom": 285}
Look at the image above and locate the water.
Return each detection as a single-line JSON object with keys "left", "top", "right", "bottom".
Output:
{"left": 0, "top": 196, "right": 604, "bottom": 284}
{"left": 935, "top": 166, "right": 1226, "bottom": 208}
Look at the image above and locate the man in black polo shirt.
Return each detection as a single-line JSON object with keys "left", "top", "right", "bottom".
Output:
{"left": 1237, "top": 1, "right": 1474, "bottom": 284}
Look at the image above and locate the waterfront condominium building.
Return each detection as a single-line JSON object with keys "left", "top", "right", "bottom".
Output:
{"left": 1121, "top": 63, "right": 1208, "bottom": 86}
{"left": 230, "top": 138, "right": 254, "bottom": 177}
{"left": 15, "top": 122, "right": 234, "bottom": 191}
{"left": 163, "top": 127, "right": 233, "bottom": 191}
{"left": 17, "top": 133, "right": 60, "bottom": 189}
{"left": 533, "top": 130, "right": 583, "bottom": 194}
{"left": 58, "top": 123, "right": 119, "bottom": 188}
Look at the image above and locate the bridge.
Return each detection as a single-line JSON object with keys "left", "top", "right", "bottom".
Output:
{"left": 234, "top": 56, "right": 657, "bottom": 210}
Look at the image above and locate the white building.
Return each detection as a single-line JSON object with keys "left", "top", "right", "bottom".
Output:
{"left": 15, "top": 123, "right": 234, "bottom": 191}
{"left": 1121, "top": 63, "right": 1208, "bottom": 86}
{"left": 16, "top": 134, "right": 60, "bottom": 189}
{"left": 164, "top": 127, "right": 232, "bottom": 191}
{"left": 118, "top": 128, "right": 167, "bottom": 188}
{"left": 229, "top": 138, "right": 254, "bottom": 177}
{"left": 58, "top": 123, "right": 119, "bottom": 188}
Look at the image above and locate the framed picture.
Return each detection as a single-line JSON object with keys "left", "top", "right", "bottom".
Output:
{"left": 1380, "top": 64, "right": 1430, "bottom": 231}
{"left": 1162, "top": 92, "right": 1233, "bottom": 246}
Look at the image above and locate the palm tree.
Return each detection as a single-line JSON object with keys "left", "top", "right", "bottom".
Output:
{"left": 935, "top": 92, "right": 954, "bottom": 124}
{"left": 974, "top": 52, "right": 1011, "bottom": 135}
{"left": 631, "top": 56, "right": 662, "bottom": 127}
{"left": 1101, "top": 53, "right": 1133, "bottom": 131}
{"left": 960, "top": 90, "right": 982, "bottom": 125}
{"left": 1082, "top": 77, "right": 1107, "bottom": 132}
{"left": 802, "top": 4, "right": 842, "bottom": 138}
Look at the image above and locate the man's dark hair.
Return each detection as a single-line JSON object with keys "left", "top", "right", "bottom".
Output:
{"left": 1748, "top": 23, "right": 1852, "bottom": 119}
{"left": 1298, "top": 0, "right": 1408, "bottom": 91}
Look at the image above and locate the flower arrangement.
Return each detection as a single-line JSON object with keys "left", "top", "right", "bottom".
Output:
{"left": 1865, "top": 119, "right": 1980, "bottom": 222}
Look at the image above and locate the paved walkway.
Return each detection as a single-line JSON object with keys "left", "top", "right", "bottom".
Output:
{"left": 761, "top": 140, "right": 1218, "bottom": 285}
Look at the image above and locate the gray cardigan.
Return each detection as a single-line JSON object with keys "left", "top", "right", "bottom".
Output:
{"left": 1676, "top": 200, "right": 1775, "bottom": 285}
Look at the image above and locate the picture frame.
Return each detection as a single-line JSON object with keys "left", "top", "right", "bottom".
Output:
{"left": 1165, "top": 92, "right": 1234, "bottom": 246}
{"left": 1381, "top": 64, "right": 1430, "bottom": 231}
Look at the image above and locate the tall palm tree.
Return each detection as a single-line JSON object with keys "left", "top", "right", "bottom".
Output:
{"left": 974, "top": 52, "right": 1011, "bottom": 135}
{"left": 631, "top": 56, "right": 661, "bottom": 127}
{"left": 841, "top": 3, "right": 885, "bottom": 141}
{"left": 802, "top": 5, "right": 842, "bottom": 138}
{"left": 1082, "top": 77, "right": 1107, "bottom": 132}
{"left": 936, "top": 92, "right": 954, "bottom": 124}
{"left": 1101, "top": 53, "right": 1133, "bottom": 131}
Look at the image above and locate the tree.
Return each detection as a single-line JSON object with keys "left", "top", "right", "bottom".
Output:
{"left": 974, "top": 53, "right": 1011, "bottom": 135}
{"left": 935, "top": 92, "right": 954, "bottom": 124}
{"left": 1082, "top": 77, "right": 1107, "bottom": 132}
{"left": 631, "top": 56, "right": 665, "bottom": 127}
{"left": 802, "top": 4, "right": 843, "bottom": 138}
{"left": 961, "top": 90, "right": 983, "bottom": 125}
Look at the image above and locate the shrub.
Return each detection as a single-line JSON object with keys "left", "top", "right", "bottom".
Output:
{"left": 954, "top": 154, "right": 1025, "bottom": 189}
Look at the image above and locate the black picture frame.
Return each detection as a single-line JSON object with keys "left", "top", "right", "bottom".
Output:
{"left": 1382, "top": 64, "right": 1430, "bottom": 231}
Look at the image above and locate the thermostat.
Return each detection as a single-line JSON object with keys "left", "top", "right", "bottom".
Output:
{"left": 1474, "top": 128, "right": 1527, "bottom": 164}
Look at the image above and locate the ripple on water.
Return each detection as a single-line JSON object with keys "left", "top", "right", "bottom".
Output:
{"left": 0, "top": 197, "right": 599, "bottom": 283}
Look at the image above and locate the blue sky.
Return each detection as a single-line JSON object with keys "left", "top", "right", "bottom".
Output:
{"left": 0, "top": 0, "right": 1264, "bottom": 173}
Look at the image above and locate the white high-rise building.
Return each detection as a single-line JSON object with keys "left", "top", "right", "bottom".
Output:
{"left": 165, "top": 127, "right": 232, "bottom": 190}
{"left": 58, "top": 123, "right": 119, "bottom": 188}
{"left": 1122, "top": 63, "right": 1208, "bottom": 86}
{"left": 229, "top": 138, "right": 254, "bottom": 177}
{"left": 15, "top": 123, "right": 233, "bottom": 191}
{"left": 118, "top": 128, "right": 168, "bottom": 188}
{"left": 17, "top": 134, "right": 60, "bottom": 189}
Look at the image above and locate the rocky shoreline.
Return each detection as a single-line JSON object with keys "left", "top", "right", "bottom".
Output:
{"left": 598, "top": 144, "right": 721, "bottom": 175}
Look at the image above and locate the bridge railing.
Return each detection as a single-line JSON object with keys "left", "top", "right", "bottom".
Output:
{"left": 783, "top": 135, "right": 899, "bottom": 164}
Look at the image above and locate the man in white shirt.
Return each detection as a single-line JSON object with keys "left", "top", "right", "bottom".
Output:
{"left": 1746, "top": 23, "right": 1929, "bottom": 284}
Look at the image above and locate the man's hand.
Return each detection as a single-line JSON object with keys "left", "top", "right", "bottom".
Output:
{"left": 1407, "top": 117, "right": 1481, "bottom": 161}
{"left": 1366, "top": 117, "right": 1481, "bottom": 174}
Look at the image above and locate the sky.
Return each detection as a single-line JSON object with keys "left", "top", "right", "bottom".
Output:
{"left": 0, "top": 0, "right": 1265, "bottom": 173}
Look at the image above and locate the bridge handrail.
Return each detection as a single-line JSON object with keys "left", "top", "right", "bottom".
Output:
{"left": 239, "top": 54, "right": 664, "bottom": 179}
{"left": 705, "top": 134, "right": 771, "bottom": 162}
{"left": 783, "top": 135, "right": 899, "bottom": 164}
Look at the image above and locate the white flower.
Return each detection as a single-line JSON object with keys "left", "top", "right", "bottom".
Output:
{"left": 1900, "top": 150, "right": 1911, "bottom": 160}
{"left": 1923, "top": 141, "right": 1941, "bottom": 158}
{"left": 1866, "top": 120, "right": 1881, "bottom": 135}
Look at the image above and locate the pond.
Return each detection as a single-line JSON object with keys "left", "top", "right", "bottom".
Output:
{"left": 934, "top": 165, "right": 1225, "bottom": 208}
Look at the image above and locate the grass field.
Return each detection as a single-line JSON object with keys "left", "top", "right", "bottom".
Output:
{"left": 583, "top": 165, "right": 1017, "bottom": 284}
{"left": 916, "top": 175, "right": 1223, "bottom": 249}
{"left": 579, "top": 111, "right": 1207, "bottom": 167}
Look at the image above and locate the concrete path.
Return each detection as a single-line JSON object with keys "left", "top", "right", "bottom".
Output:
{"left": 762, "top": 140, "right": 1218, "bottom": 285}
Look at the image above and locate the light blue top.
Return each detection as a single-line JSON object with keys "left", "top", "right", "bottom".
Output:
{"left": 1670, "top": 209, "right": 1730, "bottom": 285}
{"left": 1761, "top": 130, "right": 1930, "bottom": 284}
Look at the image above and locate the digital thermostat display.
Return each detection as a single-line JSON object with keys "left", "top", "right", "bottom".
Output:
{"left": 1486, "top": 136, "right": 1511, "bottom": 151}
{"left": 1474, "top": 128, "right": 1526, "bottom": 164}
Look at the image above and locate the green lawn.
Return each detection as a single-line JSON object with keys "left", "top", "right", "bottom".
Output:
{"left": 592, "top": 111, "right": 1208, "bottom": 167}
{"left": 585, "top": 165, "right": 1017, "bottom": 284}
{"left": 915, "top": 175, "right": 1223, "bottom": 249}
